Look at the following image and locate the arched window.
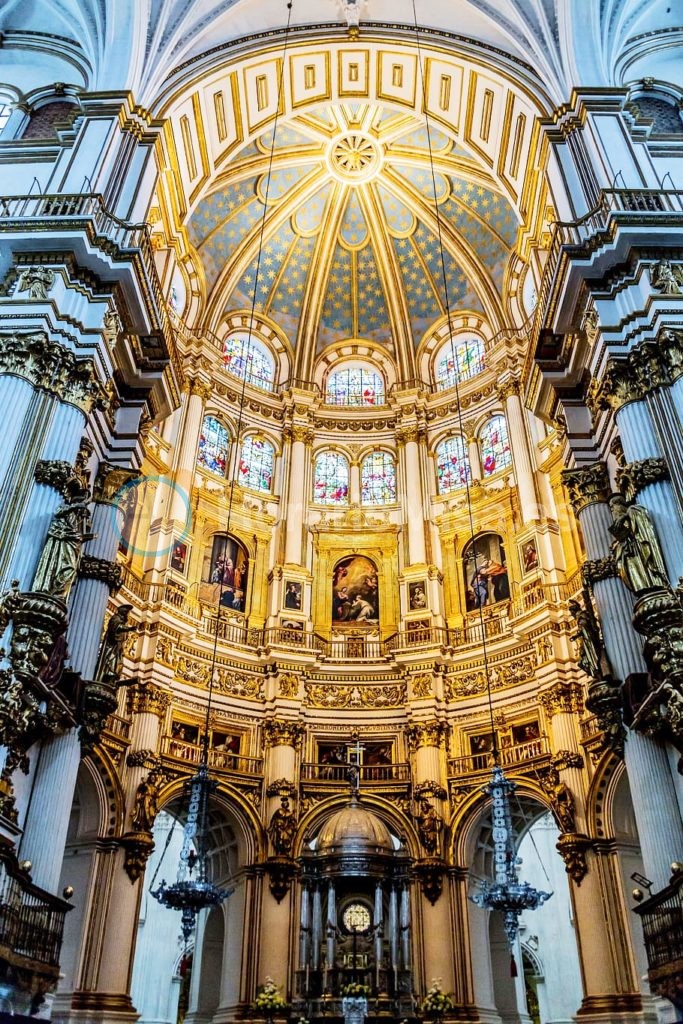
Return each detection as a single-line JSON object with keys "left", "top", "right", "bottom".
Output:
{"left": 313, "top": 452, "right": 349, "bottom": 504}
{"left": 238, "top": 435, "right": 274, "bottom": 492}
{"left": 435, "top": 436, "right": 470, "bottom": 494}
{"left": 435, "top": 336, "right": 485, "bottom": 389}
{"left": 197, "top": 415, "right": 230, "bottom": 476}
{"left": 222, "top": 333, "right": 275, "bottom": 391}
{"left": 361, "top": 452, "right": 396, "bottom": 505}
{"left": 325, "top": 365, "right": 385, "bottom": 406}
{"left": 480, "top": 415, "right": 512, "bottom": 477}
{"left": 0, "top": 104, "right": 10, "bottom": 139}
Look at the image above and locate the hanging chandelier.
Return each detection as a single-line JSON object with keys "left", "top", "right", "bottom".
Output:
{"left": 407, "top": 0, "right": 552, "bottom": 955}
{"left": 152, "top": 764, "right": 233, "bottom": 943}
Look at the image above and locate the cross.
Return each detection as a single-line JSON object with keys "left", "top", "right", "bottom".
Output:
{"left": 350, "top": 731, "right": 365, "bottom": 766}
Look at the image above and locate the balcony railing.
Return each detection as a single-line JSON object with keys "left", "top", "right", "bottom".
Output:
{"left": 160, "top": 735, "right": 264, "bottom": 775}
{"left": 633, "top": 869, "right": 683, "bottom": 1010}
{"left": 300, "top": 762, "right": 411, "bottom": 784}
{"left": 0, "top": 842, "right": 72, "bottom": 974}
{"left": 448, "top": 736, "right": 550, "bottom": 778}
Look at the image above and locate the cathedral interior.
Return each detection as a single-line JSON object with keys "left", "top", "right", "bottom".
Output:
{"left": 0, "top": 1, "right": 683, "bottom": 1023}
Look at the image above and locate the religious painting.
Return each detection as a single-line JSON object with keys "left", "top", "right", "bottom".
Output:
{"left": 462, "top": 532, "right": 509, "bottom": 611}
{"left": 364, "top": 742, "right": 392, "bottom": 766}
{"left": 519, "top": 537, "right": 539, "bottom": 575}
{"left": 331, "top": 555, "right": 379, "bottom": 624}
{"left": 469, "top": 731, "right": 495, "bottom": 755}
{"left": 283, "top": 579, "right": 303, "bottom": 610}
{"left": 317, "top": 741, "right": 348, "bottom": 766}
{"left": 201, "top": 534, "right": 248, "bottom": 610}
{"left": 169, "top": 539, "right": 189, "bottom": 574}
{"left": 408, "top": 580, "right": 428, "bottom": 611}
{"left": 211, "top": 730, "right": 241, "bottom": 767}
{"left": 511, "top": 720, "right": 540, "bottom": 745}
{"left": 169, "top": 720, "right": 200, "bottom": 756}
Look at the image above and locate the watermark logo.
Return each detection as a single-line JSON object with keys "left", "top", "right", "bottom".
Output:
{"left": 111, "top": 474, "right": 192, "bottom": 558}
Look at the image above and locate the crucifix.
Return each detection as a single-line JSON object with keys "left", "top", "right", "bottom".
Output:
{"left": 347, "top": 732, "right": 365, "bottom": 798}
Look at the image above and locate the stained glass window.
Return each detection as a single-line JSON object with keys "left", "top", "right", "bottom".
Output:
{"left": 326, "top": 366, "right": 385, "bottom": 406}
{"left": 361, "top": 451, "right": 397, "bottom": 505}
{"left": 313, "top": 452, "right": 349, "bottom": 504}
{"left": 238, "top": 435, "right": 274, "bottom": 492}
{"left": 435, "top": 436, "right": 470, "bottom": 494}
{"left": 197, "top": 415, "right": 230, "bottom": 476}
{"left": 435, "top": 336, "right": 485, "bottom": 389}
{"left": 480, "top": 415, "right": 512, "bottom": 477}
{"left": 222, "top": 333, "right": 275, "bottom": 391}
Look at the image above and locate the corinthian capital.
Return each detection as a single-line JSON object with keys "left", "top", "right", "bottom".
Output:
{"left": 405, "top": 719, "right": 448, "bottom": 751}
{"left": 561, "top": 463, "right": 610, "bottom": 515}
{"left": 263, "top": 718, "right": 305, "bottom": 748}
{"left": 495, "top": 376, "right": 521, "bottom": 403}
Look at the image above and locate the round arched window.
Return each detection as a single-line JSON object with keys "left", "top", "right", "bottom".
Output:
{"left": 434, "top": 336, "right": 485, "bottom": 389}
{"left": 222, "top": 333, "right": 275, "bottom": 391}
{"left": 435, "top": 436, "right": 470, "bottom": 494}
{"left": 197, "top": 415, "right": 230, "bottom": 476}
{"left": 326, "top": 365, "right": 385, "bottom": 406}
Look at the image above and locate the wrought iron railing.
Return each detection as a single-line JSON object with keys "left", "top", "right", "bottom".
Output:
{"left": 633, "top": 869, "right": 683, "bottom": 1009}
{"left": 0, "top": 843, "right": 72, "bottom": 973}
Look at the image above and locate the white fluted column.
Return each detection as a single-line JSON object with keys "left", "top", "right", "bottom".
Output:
{"left": 170, "top": 379, "right": 211, "bottom": 523}
{"left": 498, "top": 378, "right": 538, "bottom": 523}
{"left": 284, "top": 428, "right": 311, "bottom": 566}
{"left": 615, "top": 399, "right": 683, "bottom": 581}
{"left": 325, "top": 881, "right": 336, "bottom": 986}
{"left": 349, "top": 457, "right": 361, "bottom": 506}
{"left": 399, "top": 426, "right": 427, "bottom": 565}
{"left": 0, "top": 376, "right": 38, "bottom": 485}
{"left": 465, "top": 428, "right": 482, "bottom": 482}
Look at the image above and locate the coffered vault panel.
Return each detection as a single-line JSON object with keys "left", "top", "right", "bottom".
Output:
{"left": 186, "top": 102, "right": 518, "bottom": 363}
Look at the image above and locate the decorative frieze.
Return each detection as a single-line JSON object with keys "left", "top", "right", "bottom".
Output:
{"left": 562, "top": 463, "right": 610, "bottom": 515}
{"left": 444, "top": 654, "right": 536, "bottom": 700}
{"left": 539, "top": 680, "right": 583, "bottom": 717}
{"left": 0, "top": 332, "right": 104, "bottom": 412}
{"left": 304, "top": 682, "right": 406, "bottom": 709}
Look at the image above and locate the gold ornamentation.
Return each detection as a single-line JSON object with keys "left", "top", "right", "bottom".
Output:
{"left": 412, "top": 793, "right": 442, "bottom": 856}
{"left": 213, "top": 668, "right": 264, "bottom": 699}
{"left": 581, "top": 557, "right": 618, "bottom": 585}
{"left": 189, "top": 378, "right": 212, "bottom": 402}
{"left": 130, "top": 765, "right": 164, "bottom": 833}
{"left": 562, "top": 463, "right": 610, "bottom": 515}
{"left": 263, "top": 719, "right": 305, "bottom": 748}
{"left": 120, "top": 831, "right": 155, "bottom": 883}
{"left": 266, "top": 855, "right": 298, "bottom": 902}
{"left": 78, "top": 555, "right": 123, "bottom": 593}
{"left": 538, "top": 680, "right": 583, "bottom": 717}
{"left": 34, "top": 460, "right": 73, "bottom": 492}
{"left": 495, "top": 377, "right": 521, "bottom": 402}
{"left": 92, "top": 462, "right": 142, "bottom": 505}
{"left": 445, "top": 655, "right": 536, "bottom": 699}
{"left": 304, "top": 682, "right": 406, "bottom": 709}
{"left": 552, "top": 751, "right": 584, "bottom": 770}
{"left": 78, "top": 680, "right": 120, "bottom": 751}
{"left": 290, "top": 425, "right": 314, "bottom": 445}
{"left": 617, "top": 457, "right": 670, "bottom": 502}
{"left": 0, "top": 332, "right": 103, "bottom": 411}
{"left": 411, "top": 673, "right": 432, "bottom": 698}
{"left": 16, "top": 266, "right": 55, "bottom": 299}
{"left": 395, "top": 425, "right": 420, "bottom": 446}
{"left": 609, "top": 495, "right": 670, "bottom": 594}
{"left": 266, "top": 779, "right": 297, "bottom": 798}
{"left": 32, "top": 485, "right": 92, "bottom": 600}
{"left": 555, "top": 832, "right": 591, "bottom": 885}
{"left": 538, "top": 766, "right": 576, "bottom": 833}
{"left": 277, "top": 672, "right": 299, "bottom": 698}
{"left": 267, "top": 794, "right": 297, "bottom": 856}
{"left": 413, "top": 857, "right": 446, "bottom": 904}
{"left": 405, "top": 720, "right": 448, "bottom": 751}
{"left": 584, "top": 678, "right": 625, "bottom": 757}
{"left": 126, "top": 681, "right": 171, "bottom": 718}
{"left": 328, "top": 132, "right": 381, "bottom": 182}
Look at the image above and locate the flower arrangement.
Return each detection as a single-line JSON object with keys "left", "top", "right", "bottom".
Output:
{"left": 341, "top": 982, "right": 370, "bottom": 998}
{"left": 253, "top": 978, "right": 288, "bottom": 1015}
{"left": 421, "top": 980, "right": 453, "bottom": 1018}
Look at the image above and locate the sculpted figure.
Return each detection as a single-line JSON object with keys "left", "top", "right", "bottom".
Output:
{"left": 96, "top": 604, "right": 136, "bottom": 684}
{"left": 131, "top": 768, "right": 162, "bottom": 832}
{"left": 609, "top": 496, "right": 670, "bottom": 594}
{"left": 268, "top": 796, "right": 297, "bottom": 856}
{"left": 32, "top": 482, "right": 92, "bottom": 599}
{"left": 0, "top": 580, "right": 20, "bottom": 636}
{"left": 541, "top": 769, "right": 576, "bottom": 833}
{"left": 16, "top": 266, "right": 55, "bottom": 300}
{"left": 568, "top": 595, "right": 611, "bottom": 680}
{"left": 651, "top": 259, "right": 682, "bottom": 295}
{"left": 413, "top": 796, "right": 442, "bottom": 856}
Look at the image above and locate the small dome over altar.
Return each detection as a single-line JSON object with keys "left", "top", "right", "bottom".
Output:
{"left": 317, "top": 796, "right": 394, "bottom": 857}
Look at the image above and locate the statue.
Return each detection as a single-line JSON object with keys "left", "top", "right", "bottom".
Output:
{"left": 32, "top": 481, "right": 92, "bottom": 599}
{"left": 268, "top": 795, "right": 297, "bottom": 856}
{"left": 609, "top": 495, "right": 670, "bottom": 594}
{"left": 651, "top": 259, "right": 682, "bottom": 295}
{"left": 413, "top": 795, "right": 442, "bottom": 856}
{"left": 96, "top": 604, "right": 136, "bottom": 685}
{"left": 0, "top": 579, "right": 20, "bottom": 636}
{"left": 568, "top": 593, "right": 612, "bottom": 680}
{"left": 541, "top": 769, "right": 576, "bottom": 833}
{"left": 131, "top": 768, "right": 162, "bottom": 832}
{"left": 16, "top": 266, "right": 55, "bottom": 300}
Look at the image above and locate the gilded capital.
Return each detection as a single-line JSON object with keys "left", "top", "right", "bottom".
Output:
{"left": 263, "top": 718, "right": 305, "bottom": 748}
{"left": 93, "top": 462, "right": 142, "bottom": 505}
{"left": 291, "top": 425, "right": 315, "bottom": 445}
{"left": 405, "top": 719, "right": 448, "bottom": 752}
{"left": 617, "top": 457, "right": 670, "bottom": 502}
{"left": 396, "top": 425, "right": 419, "bottom": 446}
{"left": 598, "top": 359, "right": 641, "bottom": 412}
{"left": 189, "top": 378, "right": 213, "bottom": 403}
{"left": 0, "top": 332, "right": 104, "bottom": 412}
{"left": 495, "top": 376, "right": 521, "bottom": 403}
{"left": 539, "top": 680, "right": 583, "bottom": 718}
{"left": 126, "top": 681, "right": 171, "bottom": 718}
{"left": 562, "top": 463, "right": 610, "bottom": 515}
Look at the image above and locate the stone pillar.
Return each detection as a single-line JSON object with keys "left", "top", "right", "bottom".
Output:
{"left": 325, "top": 880, "right": 336, "bottom": 986}
{"left": 170, "top": 378, "right": 211, "bottom": 524}
{"left": 349, "top": 453, "right": 361, "bottom": 507}
{"left": 374, "top": 882, "right": 383, "bottom": 989}
{"left": 463, "top": 420, "right": 482, "bottom": 482}
{"left": 448, "top": 868, "right": 476, "bottom": 1016}
{"left": 563, "top": 463, "right": 683, "bottom": 891}
{"left": 407, "top": 720, "right": 446, "bottom": 786}
{"left": 311, "top": 884, "right": 322, "bottom": 972}
{"left": 497, "top": 377, "right": 538, "bottom": 523}
{"left": 398, "top": 426, "right": 427, "bottom": 566}
{"left": 284, "top": 428, "right": 313, "bottom": 566}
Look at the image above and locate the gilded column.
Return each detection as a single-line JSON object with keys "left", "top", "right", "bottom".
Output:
{"left": 563, "top": 463, "right": 683, "bottom": 891}
{"left": 497, "top": 376, "right": 538, "bottom": 523}
{"left": 284, "top": 427, "right": 313, "bottom": 566}
{"left": 397, "top": 425, "right": 427, "bottom": 566}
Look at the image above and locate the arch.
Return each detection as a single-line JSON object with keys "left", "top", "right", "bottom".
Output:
{"left": 479, "top": 413, "right": 512, "bottom": 477}
{"left": 313, "top": 450, "right": 350, "bottom": 505}
{"left": 435, "top": 435, "right": 470, "bottom": 494}
{"left": 197, "top": 413, "right": 231, "bottom": 476}
{"left": 237, "top": 433, "right": 275, "bottom": 493}
{"left": 295, "top": 792, "right": 421, "bottom": 861}
{"left": 200, "top": 531, "right": 250, "bottom": 613}
{"left": 360, "top": 450, "right": 397, "bottom": 505}
{"left": 433, "top": 334, "right": 486, "bottom": 390}
{"left": 220, "top": 330, "right": 276, "bottom": 392}
{"left": 325, "top": 362, "right": 386, "bottom": 407}
{"left": 219, "top": 311, "right": 292, "bottom": 387}
{"left": 315, "top": 339, "right": 397, "bottom": 395}
{"left": 21, "top": 98, "right": 79, "bottom": 139}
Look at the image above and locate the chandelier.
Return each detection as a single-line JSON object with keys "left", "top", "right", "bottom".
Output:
{"left": 408, "top": 0, "right": 552, "bottom": 958}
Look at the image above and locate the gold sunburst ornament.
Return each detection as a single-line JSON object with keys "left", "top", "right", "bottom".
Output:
{"left": 328, "top": 132, "right": 382, "bottom": 182}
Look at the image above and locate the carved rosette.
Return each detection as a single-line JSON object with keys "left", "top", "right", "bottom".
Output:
{"left": 126, "top": 681, "right": 171, "bottom": 719}
{"left": 120, "top": 831, "right": 155, "bottom": 883}
{"left": 263, "top": 719, "right": 305, "bottom": 749}
{"left": 556, "top": 833, "right": 592, "bottom": 885}
{"left": 0, "top": 332, "right": 104, "bottom": 412}
{"left": 617, "top": 457, "right": 670, "bottom": 503}
{"left": 405, "top": 720, "right": 448, "bottom": 752}
{"left": 538, "top": 681, "right": 583, "bottom": 718}
{"left": 562, "top": 463, "right": 610, "bottom": 516}
{"left": 77, "top": 555, "right": 124, "bottom": 593}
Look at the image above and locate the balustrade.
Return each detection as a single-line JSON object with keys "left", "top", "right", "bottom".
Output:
{"left": 448, "top": 736, "right": 549, "bottom": 778}
{"left": 0, "top": 843, "right": 72, "bottom": 973}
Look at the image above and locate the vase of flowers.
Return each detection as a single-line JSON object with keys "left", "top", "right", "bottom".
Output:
{"left": 341, "top": 982, "right": 370, "bottom": 1023}
{"left": 421, "top": 980, "right": 453, "bottom": 1022}
{"left": 253, "top": 977, "right": 288, "bottom": 1024}
{"left": 341, "top": 983, "right": 370, "bottom": 998}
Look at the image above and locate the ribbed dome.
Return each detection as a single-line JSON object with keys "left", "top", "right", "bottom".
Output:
{"left": 317, "top": 797, "right": 393, "bottom": 856}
